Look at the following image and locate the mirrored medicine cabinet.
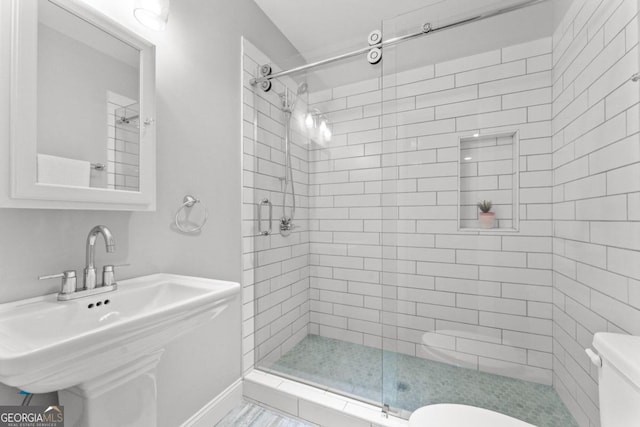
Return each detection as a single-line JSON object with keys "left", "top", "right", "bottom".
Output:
{"left": 0, "top": 0, "right": 156, "bottom": 210}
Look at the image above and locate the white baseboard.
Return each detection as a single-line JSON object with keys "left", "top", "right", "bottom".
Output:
{"left": 181, "top": 378, "right": 243, "bottom": 427}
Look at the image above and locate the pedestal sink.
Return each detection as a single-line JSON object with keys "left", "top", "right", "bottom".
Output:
{"left": 0, "top": 274, "right": 240, "bottom": 427}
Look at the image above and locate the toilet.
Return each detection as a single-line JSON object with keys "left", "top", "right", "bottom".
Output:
{"left": 409, "top": 332, "right": 640, "bottom": 426}
{"left": 408, "top": 404, "right": 534, "bottom": 426}
{"left": 588, "top": 332, "right": 640, "bottom": 426}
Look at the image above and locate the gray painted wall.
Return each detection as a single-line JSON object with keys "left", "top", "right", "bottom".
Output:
{"left": 0, "top": 0, "right": 299, "bottom": 424}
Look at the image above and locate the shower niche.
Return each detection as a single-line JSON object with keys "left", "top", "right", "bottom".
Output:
{"left": 458, "top": 130, "right": 520, "bottom": 232}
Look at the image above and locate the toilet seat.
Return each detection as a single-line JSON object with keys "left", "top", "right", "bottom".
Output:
{"left": 409, "top": 404, "right": 534, "bottom": 426}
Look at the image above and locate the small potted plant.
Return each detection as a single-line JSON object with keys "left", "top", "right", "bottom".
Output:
{"left": 477, "top": 200, "right": 495, "bottom": 229}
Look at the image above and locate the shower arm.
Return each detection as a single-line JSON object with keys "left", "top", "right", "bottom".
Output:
{"left": 250, "top": 0, "right": 547, "bottom": 86}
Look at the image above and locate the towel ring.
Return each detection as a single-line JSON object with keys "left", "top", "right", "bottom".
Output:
{"left": 175, "top": 195, "right": 208, "bottom": 233}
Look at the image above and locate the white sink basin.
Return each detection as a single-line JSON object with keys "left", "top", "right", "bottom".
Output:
{"left": 0, "top": 273, "right": 240, "bottom": 393}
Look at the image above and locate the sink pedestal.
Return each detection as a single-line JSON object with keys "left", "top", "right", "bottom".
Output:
{"left": 59, "top": 350, "right": 164, "bottom": 427}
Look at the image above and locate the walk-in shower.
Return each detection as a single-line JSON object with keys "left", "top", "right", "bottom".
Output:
{"left": 241, "top": 0, "right": 600, "bottom": 425}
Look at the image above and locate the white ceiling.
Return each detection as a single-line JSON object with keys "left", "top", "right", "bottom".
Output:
{"left": 253, "top": 0, "right": 544, "bottom": 61}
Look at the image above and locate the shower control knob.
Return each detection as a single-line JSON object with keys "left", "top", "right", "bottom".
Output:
{"left": 368, "top": 29, "right": 382, "bottom": 46}
{"left": 279, "top": 216, "right": 294, "bottom": 237}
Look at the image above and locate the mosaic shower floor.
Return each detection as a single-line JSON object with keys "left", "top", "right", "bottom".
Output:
{"left": 268, "top": 335, "right": 578, "bottom": 427}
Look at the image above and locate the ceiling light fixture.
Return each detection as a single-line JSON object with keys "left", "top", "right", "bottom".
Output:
{"left": 134, "top": 0, "right": 170, "bottom": 31}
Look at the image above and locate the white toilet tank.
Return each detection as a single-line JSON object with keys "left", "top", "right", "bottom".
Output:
{"left": 592, "top": 333, "right": 640, "bottom": 427}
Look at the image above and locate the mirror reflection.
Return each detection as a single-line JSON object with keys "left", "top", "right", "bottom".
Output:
{"left": 36, "top": 0, "right": 141, "bottom": 191}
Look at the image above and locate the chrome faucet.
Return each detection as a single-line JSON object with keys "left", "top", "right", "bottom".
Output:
{"left": 39, "top": 225, "right": 120, "bottom": 301}
{"left": 84, "top": 225, "right": 115, "bottom": 289}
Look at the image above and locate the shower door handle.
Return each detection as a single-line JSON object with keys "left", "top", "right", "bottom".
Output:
{"left": 257, "top": 198, "right": 272, "bottom": 236}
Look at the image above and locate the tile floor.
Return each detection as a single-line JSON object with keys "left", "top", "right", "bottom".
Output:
{"left": 216, "top": 400, "right": 314, "bottom": 427}
{"left": 266, "top": 335, "right": 578, "bottom": 427}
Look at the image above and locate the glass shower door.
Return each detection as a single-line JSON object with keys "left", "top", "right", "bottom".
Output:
{"left": 379, "top": 1, "right": 573, "bottom": 424}
{"left": 243, "top": 38, "right": 388, "bottom": 408}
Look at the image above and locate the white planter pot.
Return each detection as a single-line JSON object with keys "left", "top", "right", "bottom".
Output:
{"left": 479, "top": 212, "right": 495, "bottom": 229}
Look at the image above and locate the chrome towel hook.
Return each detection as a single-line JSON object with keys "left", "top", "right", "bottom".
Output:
{"left": 174, "top": 195, "right": 208, "bottom": 233}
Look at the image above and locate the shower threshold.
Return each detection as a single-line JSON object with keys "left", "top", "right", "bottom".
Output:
{"left": 244, "top": 369, "right": 408, "bottom": 427}
{"left": 257, "top": 335, "right": 578, "bottom": 427}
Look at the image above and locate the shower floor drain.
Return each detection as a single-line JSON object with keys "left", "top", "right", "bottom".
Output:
{"left": 397, "top": 381, "right": 410, "bottom": 391}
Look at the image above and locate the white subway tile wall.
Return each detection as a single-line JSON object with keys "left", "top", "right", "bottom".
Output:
{"left": 242, "top": 40, "right": 310, "bottom": 374}
{"left": 552, "top": 1, "right": 639, "bottom": 426}
{"left": 106, "top": 92, "right": 140, "bottom": 191}
{"left": 306, "top": 37, "right": 554, "bottom": 385}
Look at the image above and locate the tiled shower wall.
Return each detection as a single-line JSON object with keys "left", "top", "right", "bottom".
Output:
{"left": 307, "top": 37, "right": 556, "bottom": 384}
{"left": 551, "top": 0, "right": 640, "bottom": 426}
{"left": 106, "top": 92, "right": 139, "bottom": 191}
{"left": 242, "top": 40, "right": 310, "bottom": 374}
{"left": 112, "top": 104, "right": 140, "bottom": 191}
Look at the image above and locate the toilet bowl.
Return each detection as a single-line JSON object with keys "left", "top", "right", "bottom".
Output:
{"left": 408, "top": 404, "right": 534, "bottom": 427}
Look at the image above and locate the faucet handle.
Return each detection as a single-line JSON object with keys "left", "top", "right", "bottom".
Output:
{"left": 102, "top": 264, "right": 130, "bottom": 287}
{"left": 39, "top": 270, "right": 77, "bottom": 295}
